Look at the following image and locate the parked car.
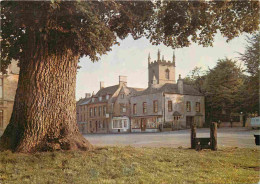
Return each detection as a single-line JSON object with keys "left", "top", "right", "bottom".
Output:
{"left": 250, "top": 116, "right": 260, "bottom": 129}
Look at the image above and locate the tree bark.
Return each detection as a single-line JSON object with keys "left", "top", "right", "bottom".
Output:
{"left": 0, "top": 48, "right": 92, "bottom": 153}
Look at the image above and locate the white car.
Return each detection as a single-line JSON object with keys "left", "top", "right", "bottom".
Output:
{"left": 250, "top": 117, "right": 260, "bottom": 129}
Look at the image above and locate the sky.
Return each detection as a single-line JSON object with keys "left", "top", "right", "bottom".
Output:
{"left": 76, "top": 32, "right": 248, "bottom": 100}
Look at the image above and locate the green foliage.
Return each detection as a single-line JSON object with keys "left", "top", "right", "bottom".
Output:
{"left": 186, "top": 59, "right": 245, "bottom": 122}
{"left": 1, "top": 1, "right": 259, "bottom": 73}
{"left": 238, "top": 33, "right": 260, "bottom": 115}
{"left": 0, "top": 147, "right": 259, "bottom": 184}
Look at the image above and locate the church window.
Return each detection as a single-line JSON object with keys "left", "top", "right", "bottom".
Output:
{"left": 165, "top": 69, "right": 170, "bottom": 79}
{"left": 153, "top": 100, "right": 158, "bottom": 113}
{"left": 186, "top": 101, "right": 191, "bottom": 112}
{"left": 168, "top": 101, "right": 172, "bottom": 112}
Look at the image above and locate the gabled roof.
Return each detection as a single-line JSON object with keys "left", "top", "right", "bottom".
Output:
{"left": 95, "top": 85, "right": 119, "bottom": 96}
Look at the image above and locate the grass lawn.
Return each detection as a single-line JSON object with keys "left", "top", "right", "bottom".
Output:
{"left": 0, "top": 146, "right": 259, "bottom": 184}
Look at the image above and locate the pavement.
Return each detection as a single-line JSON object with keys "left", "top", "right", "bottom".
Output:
{"left": 84, "top": 127, "right": 260, "bottom": 148}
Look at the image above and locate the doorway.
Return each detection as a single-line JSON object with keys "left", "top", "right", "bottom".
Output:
{"left": 141, "top": 118, "right": 146, "bottom": 131}
{"left": 186, "top": 116, "right": 194, "bottom": 128}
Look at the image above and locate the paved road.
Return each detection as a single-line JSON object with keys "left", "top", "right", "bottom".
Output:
{"left": 84, "top": 127, "right": 260, "bottom": 148}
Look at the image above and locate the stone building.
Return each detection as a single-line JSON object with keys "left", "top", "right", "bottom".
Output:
{"left": 77, "top": 50, "right": 205, "bottom": 133}
{"left": 0, "top": 61, "right": 19, "bottom": 134}
{"left": 76, "top": 76, "right": 144, "bottom": 133}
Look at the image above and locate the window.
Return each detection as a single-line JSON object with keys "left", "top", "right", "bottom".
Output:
{"left": 94, "top": 107, "right": 97, "bottom": 116}
{"left": 113, "top": 120, "right": 123, "bottom": 129}
{"left": 99, "top": 96, "right": 102, "bottom": 101}
{"left": 90, "top": 121, "right": 92, "bottom": 128}
{"left": 168, "top": 101, "right": 172, "bottom": 112}
{"left": 99, "top": 106, "right": 102, "bottom": 116}
{"left": 143, "top": 102, "right": 147, "bottom": 114}
{"left": 106, "top": 95, "right": 110, "bottom": 100}
{"left": 196, "top": 102, "right": 200, "bottom": 112}
{"left": 0, "top": 110, "right": 3, "bottom": 128}
{"left": 0, "top": 78, "right": 2, "bottom": 99}
{"left": 133, "top": 104, "right": 137, "bottom": 115}
{"left": 121, "top": 94, "right": 124, "bottom": 99}
{"left": 186, "top": 101, "right": 191, "bottom": 112}
{"left": 103, "top": 120, "right": 105, "bottom": 128}
{"left": 92, "top": 98, "right": 95, "bottom": 102}
{"left": 103, "top": 106, "right": 107, "bottom": 116}
{"left": 165, "top": 69, "right": 170, "bottom": 79}
{"left": 89, "top": 108, "right": 93, "bottom": 117}
{"left": 123, "top": 120, "right": 127, "bottom": 128}
{"left": 153, "top": 100, "right": 158, "bottom": 113}
{"left": 120, "top": 104, "right": 126, "bottom": 113}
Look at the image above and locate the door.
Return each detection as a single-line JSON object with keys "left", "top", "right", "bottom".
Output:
{"left": 141, "top": 118, "right": 146, "bottom": 131}
{"left": 186, "top": 116, "right": 194, "bottom": 128}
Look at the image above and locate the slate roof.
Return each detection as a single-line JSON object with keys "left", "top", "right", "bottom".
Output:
{"left": 135, "top": 83, "right": 202, "bottom": 96}
{"left": 77, "top": 97, "right": 91, "bottom": 106}
{"left": 95, "top": 85, "right": 119, "bottom": 96}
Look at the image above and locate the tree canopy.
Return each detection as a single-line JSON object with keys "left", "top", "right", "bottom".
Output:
{"left": 1, "top": 1, "right": 259, "bottom": 73}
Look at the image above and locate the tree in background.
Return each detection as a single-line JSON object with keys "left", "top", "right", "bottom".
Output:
{"left": 239, "top": 33, "right": 259, "bottom": 117}
{"left": 0, "top": 1, "right": 259, "bottom": 152}
{"left": 202, "top": 59, "right": 245, "bottom": 123}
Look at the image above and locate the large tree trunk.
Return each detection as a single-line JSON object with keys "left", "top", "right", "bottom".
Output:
{"left": 0, "top": 48, "right": 92, "bottom": 153}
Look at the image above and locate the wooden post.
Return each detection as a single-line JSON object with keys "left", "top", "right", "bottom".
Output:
{"left": 191, "top": 122, "right": 196, "bottom": 149}
{"left": 210, "top": 122, "right": 217, "bottom": 151}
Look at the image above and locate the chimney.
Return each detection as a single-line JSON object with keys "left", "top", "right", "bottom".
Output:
{"left": 119, "top": 76, "right": 127, "bottom": 86}
{"left": 100, "top": 81, "right": 105, "bottom": 89}
{"left": 177, "top": 74, "right": 183, "bottom": 94}
{"left": 85, "top": 93, "right": 91, "bottom": 98}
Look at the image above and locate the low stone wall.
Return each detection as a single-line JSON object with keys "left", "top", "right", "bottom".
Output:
{"left": 218, "top": 122, "right": 243, "bottom": 128}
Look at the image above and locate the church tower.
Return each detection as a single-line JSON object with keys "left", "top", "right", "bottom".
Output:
{"left": 148, "top": 50, "right": 176, "bottom": 87}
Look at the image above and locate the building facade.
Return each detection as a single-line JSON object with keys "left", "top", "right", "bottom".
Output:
{"left": 77, "top": 50, "right": 205, "bottom": 134}
{"left": 0, "top": 61, "right": 19, "bottom": 134}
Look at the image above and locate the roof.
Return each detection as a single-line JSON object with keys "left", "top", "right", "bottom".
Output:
{"left": 95, "top": 85, "right": 119, "bottom": 96}
{"left": 77, "top": 97, "right": 91, "bottom": 106}
{"left": 135, "top": 83, "right": 203, "bottom": 96}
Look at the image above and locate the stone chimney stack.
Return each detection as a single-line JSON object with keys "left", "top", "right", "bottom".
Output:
{"left": 85, "top": 93, "right": 91, "bottom": 98}
{"left": 157, "top": 49, "right": 160, "bottom": 61}
{"left": 177, "top": 74, "right": 183, "bottom": 94}
{"left": 100, "top": 81, "right": 105, "bottom": 89}
{"left": 148, "top": 53, "right": 151, "bottom": 64}
{"left": 119, "top": 76, "right": 127, "bottom": 86}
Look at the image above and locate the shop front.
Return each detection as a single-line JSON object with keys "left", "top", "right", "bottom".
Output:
{"left": 131, "top": 116, "right": 161, "bottom": 133}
